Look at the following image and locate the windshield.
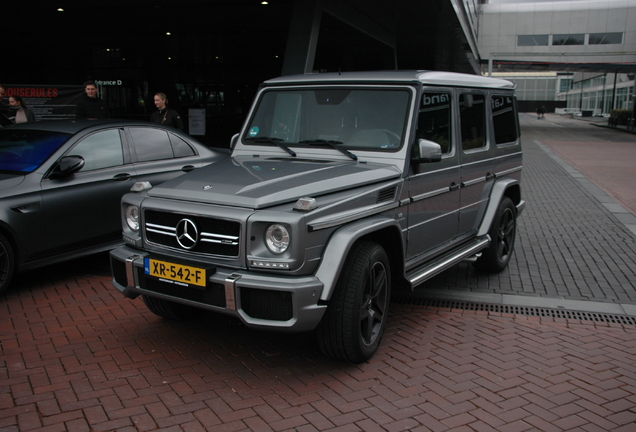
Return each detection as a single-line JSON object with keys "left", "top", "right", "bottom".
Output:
{"left": 0, "top": 130, "right": 71, "bottom": 174}
{"left": 244, "top": 87, "right": 411, "bottom": 152}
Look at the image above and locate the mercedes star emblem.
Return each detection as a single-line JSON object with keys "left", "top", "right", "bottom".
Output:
{"left": 175, "top": 218, "right": 199, "bottom": 249}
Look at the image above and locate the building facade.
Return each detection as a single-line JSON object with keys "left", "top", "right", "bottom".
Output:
{"left": 478, "top": 0, "right": 636, "bottom": 115}
{"left": 3, "top": 0, "right": 481, "bottom": 146}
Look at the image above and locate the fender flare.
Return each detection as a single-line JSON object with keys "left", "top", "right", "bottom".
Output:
{"left": 315, "top": 216, "right": 402, "bottom": 302}
{"left": 477, "top": 178, "right": 523, "bottom": 237}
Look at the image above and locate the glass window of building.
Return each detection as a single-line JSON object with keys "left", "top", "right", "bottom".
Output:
{"left": 552, "top": 34, "right": 585, "bottom": 46}
{"left": 589, "top": 33, "right": 623, "bottom": 45}
{"left": 559, "top": 78, "right": 573, "bottom": 93}
{"left": 517, "top": 35, "right": 549, "bottom": 46}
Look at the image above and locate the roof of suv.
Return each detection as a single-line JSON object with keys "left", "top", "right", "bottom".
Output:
{"left": 265, "top": 70, "right": 516, "bottom": 89}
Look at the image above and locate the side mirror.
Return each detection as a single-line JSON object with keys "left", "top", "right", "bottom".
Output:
{"left": 56, "top": 155, "right": 85, "bottom": 176}
{"left": 413, "top": 139, "right": 442, "bottom": 163}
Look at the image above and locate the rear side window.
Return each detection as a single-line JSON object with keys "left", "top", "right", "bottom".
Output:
{"left": 169, "top": 133, "right": 196, "bottom": 157}
{"left": 130, "top": 128, "right": 174, "bottom": 161}
{"left": 416, "top": 92, "right": 452, "bottom": 154}
{"left": 491, "top": 95, "right": 519, "bottom": 145}
{"left": 459, "top": 93, "right": 486, "bottom": 151}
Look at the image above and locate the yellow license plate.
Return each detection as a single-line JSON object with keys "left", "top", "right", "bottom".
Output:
{"left": 144, "top": 258, "right": 207, "bottom": 287}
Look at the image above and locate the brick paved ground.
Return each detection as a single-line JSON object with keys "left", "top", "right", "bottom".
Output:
{"left": 1, "top": 265, "right": 636, "bottom": 432}
{"left": 2, "top": 115, "right": 636, "bottom": 431}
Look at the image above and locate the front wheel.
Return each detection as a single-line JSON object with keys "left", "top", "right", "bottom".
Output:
{"left": 474, "top": 197, "right": 517, "bottom": 273}
{"left": 316, "top": 241, "right": 391, "bottom": 363}
{"left": 0, "top": 233, "right": 16, "bottom": 295}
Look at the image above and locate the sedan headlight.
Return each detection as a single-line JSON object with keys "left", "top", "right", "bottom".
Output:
{"left": 125, "top": 205, "right": 140, "bottom": 231}
{"left": 265, "top": 224, "right": 290, "bottom": 254}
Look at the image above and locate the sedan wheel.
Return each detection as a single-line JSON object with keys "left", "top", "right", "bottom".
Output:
{"left": 0, "top": 233, "right": 15, "bottom": 295}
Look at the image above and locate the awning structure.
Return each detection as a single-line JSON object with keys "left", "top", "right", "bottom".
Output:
{"left": 486, "top": 59, "right": 636, "bottom": 74}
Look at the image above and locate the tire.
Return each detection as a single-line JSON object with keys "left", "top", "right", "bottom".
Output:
{"left": 142, "top": 295, "right": 200, "bottom": 320}
{"left": 0, "top": 233, "right": 16, "bottom": 295}
{"left": 474, "top": 196, "right": 517, "bottom": 273}
{"left": 316, "top": 241, "right": 391, "bottom": 363}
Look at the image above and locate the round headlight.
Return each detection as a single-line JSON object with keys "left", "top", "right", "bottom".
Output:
{"left": 125, "top": 205, "right": 140, "bottom": 231}
{"left": 265, "top": 224, "right": 290, "bottom": 254}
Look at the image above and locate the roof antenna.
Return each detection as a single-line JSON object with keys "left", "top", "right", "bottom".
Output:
{"left": 338, "top": 69, "right": 342, "bottom": 75}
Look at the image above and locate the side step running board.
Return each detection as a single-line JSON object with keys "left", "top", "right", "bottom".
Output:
{"left": 406, "top": 236, "right": 490, "bottom": 288}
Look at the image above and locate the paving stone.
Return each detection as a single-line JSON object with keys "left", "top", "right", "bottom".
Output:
{"left": 1, "top": 115, "right": 636, "bottom": 431}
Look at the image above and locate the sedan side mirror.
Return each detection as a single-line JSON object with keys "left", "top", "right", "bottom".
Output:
{"left": 413, "top": 139, "right": 442, "bottom": 163}
{"left": 54, "top": 155, "right": 85, "bottom": 177}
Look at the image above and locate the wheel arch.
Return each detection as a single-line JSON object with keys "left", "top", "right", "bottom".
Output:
{"left": 315, "top": 217, "right": 403, "bottom": 302}
{"left": 0, "top": 221, "right": 19, "bottom": 269}
{"left": 477, "top": 178, "right": 522, "bottom": 237}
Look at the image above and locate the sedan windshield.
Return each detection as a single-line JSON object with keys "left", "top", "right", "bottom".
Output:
{"left": 244, "top": 88, "right": 411, "bottom": 152}
{"left": 0, "top": 130, "right": 71, "bottom": 173}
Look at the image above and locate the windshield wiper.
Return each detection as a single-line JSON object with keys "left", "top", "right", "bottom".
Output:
{"left": 298, "top": 139, "right": 358, "bottom": 161}
{"left": 244, "top": 136, "right": 296, "bottom": 157}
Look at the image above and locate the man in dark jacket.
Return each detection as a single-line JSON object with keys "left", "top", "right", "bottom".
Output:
{"left": 76, "top": 81, "right": 111, "bottom": 119}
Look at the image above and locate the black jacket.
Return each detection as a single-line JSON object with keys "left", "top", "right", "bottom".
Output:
{"left": 76, "top": 95, "right": 111, "bottom": 119}
{"left": 150, "top": 108, "right": 184, "bottom": 130}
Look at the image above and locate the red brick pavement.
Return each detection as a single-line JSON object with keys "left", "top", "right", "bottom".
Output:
{"left": 2, "top": 259, "right": 636, "bottom": 432}
{"left": 542, "top": 139, "right": 636, "bottom": 216}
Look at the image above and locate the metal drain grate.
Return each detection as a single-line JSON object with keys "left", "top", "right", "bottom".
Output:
{"left": 393, "top": 297, "right": 636, "bottom": 326}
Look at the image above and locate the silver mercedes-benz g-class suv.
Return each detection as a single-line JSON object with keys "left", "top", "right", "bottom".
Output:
{"left": 110, "top": 71, "right": 523, "bottom": 363}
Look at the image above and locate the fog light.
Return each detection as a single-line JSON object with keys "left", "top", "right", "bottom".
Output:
{"left": 251, "top": 261, "right": 290, "bottom": 269}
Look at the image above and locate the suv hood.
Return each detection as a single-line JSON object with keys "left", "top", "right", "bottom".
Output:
{"left": 148, "top": 156, "right": 401, "bottom": 209}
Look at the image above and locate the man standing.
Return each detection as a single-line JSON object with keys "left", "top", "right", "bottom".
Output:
{"left": 76, "top": 81, "right": 111, "bottom": 119}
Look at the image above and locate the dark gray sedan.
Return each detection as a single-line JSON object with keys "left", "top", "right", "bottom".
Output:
{"left": 0, "top": 119, "right": 227, "bottom": 293}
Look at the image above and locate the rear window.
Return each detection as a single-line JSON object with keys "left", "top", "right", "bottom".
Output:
{"left": 0, "top": 130, "right": 70, "bottom": 173}
{"left": 129, "top": 128, "right": 174, "bottom": 161}
{"left": 491, "top": 95, "right": 519, "bottom": 145}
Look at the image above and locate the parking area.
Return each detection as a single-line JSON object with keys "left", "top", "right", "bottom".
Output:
{"left": 1, "top": 113, "right": 636, "bottom": 431}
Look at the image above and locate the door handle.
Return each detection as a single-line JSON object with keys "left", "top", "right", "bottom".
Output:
{"left": 486, "top": 172, "right": 495, "bottom": 181}
{"left": 112, "top": 173, "right": 132, "bottom": 181}
{"left": 182, "top": 165, "right": 196, "bottom": 172}
{"left": 449, "top": 182, "right": 460, "bottom": 191}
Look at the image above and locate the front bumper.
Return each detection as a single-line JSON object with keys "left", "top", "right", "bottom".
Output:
{"left": 109, "top": 246, "right": 327, "bottom": 332}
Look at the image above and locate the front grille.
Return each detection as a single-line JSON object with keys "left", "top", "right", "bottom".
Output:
{"left": 138, "top": 268, "right": 226, "bottom": 307}
{"left": 144, "top": 210, "right": 240, "bottom": 258}
{"left": 241, "top": 288, "right": 293, "bottom": 321}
